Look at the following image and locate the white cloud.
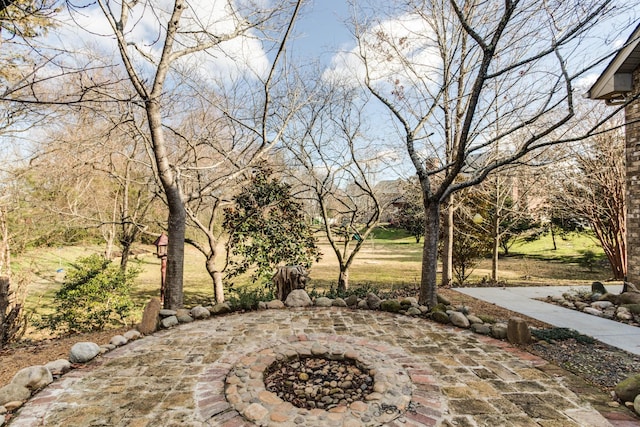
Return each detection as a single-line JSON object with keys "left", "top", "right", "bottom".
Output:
{"left": 51, "top": 0, "right": 270, "bottom": 83}
{"left": 323, "top": 13, "right": 441, "bottom": 90}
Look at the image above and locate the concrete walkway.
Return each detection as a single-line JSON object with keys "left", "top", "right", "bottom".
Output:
{"left": 453, "top": 285, "right": 640, "bottom": 356}
{"left": 7, "top": 308, "right": 635, "bottom": 427}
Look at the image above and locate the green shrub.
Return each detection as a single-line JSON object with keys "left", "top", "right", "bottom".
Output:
{"left": 227, "top": 286, "right": 274, "bottom": 311}
{"left": 39, "top": 255, "right": 138, "bottom": 334}
{"left": 531, "top": 327, "right": 594, "bottom": 344}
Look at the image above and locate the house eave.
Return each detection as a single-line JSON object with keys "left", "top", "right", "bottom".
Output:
{"left": 587, "top": 24, "right": 640, "bottom": 103}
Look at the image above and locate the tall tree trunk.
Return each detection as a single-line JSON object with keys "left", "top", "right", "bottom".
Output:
{"left": 165, "top": 195, "right": 186, "bottom": 309}
{"left": 441, "top": 196, "right": 454, "bottom": 287}
{"left": 338, "top": 267, "right": 349, "bottom": 293}
{"left": 205, "top": 255, "right": 225, "bottom": 304}
{"left": 491, "top": 205, "right": 500, "bottom": 282}
{"left": 419, "top": 201, "right": 440, "bottom": 308}
{"left": 146, "top": 99, "right": 185, "bottom": 310}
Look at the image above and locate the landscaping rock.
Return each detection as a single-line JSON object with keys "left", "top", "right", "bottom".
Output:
{"left": 176, "top": 309, "right": 194, "bottom": 323}
{"left": 266, "top": 299, "right": 285, "bottom": 309}
{"left": 471, "top": 323, "right": 492, "bottom": 335}
{"left": 0, "top": 414, "right": 4, "bottom": 426}
{"left": 491, "top": 323, "right": 508, "bottom": 339}
{"left": 0, "top": 384, "right": 30, "bottom": 406}
{"left": 635, "top": 393, "right": 640, "bottom": 416}
{"left": 333, "top": 297, "right": 347, "bottom": 307}
{"left": 69, "top": 342, "right": 101, "bottom": 363}
{"left": 159, "top": 309, "right": 177, "bottom": 317}
{"left": 100, "top": 344, "right": 115, "bottom": 353}
{"left": 11, "top": 366, "right": 53, "bottom": 391}
{"left": 345, "top": 295, "right": 359, "bottom": 307}
{"left": 357, "top": 299, "right": 369, "bottom": 309}
{"left": 380, "top": 299, "right": 402, "bottom": 313}
{"left": 592, "top": 281, "right": 607, "bottom": 295}
{"left": 449, "top": 311, "right": 470, "bottom": 328}
{"left": 45, "top": 359, "right": 71, "bottom": 376}
{"left": 615, "top": 373, "right": 640, "bottom": 403}
{"left": 619, "top": 292, "right": 640, "bottom": 305}
{"left": 401, "top": 297, "right": 418, "bottom": 306}
{"left": 190, "top": 306, "right": 210, "bottom": 320}
{"left": 211, "top": 302, "right": 232, "bottom": 315}
{"left": 160, "top": 315, "right": 179, "bottom": 328}
{"left": 437, "top": 294, "right": 451, "bottom": 305}
{"left": 583, "top": 307, "right": 602, "bottom": 316}
{"left": 285, "top": 290, "right": 312, "bottom": 308}
{"left": 507, "top": 317, "right": 531, "bottom": 345}
{"left": 466, "top": 314, "right": 484, "bottom": 325}
{"left": 110, "top": 335, "right": 128, "bottom": 346}
{"left": 431, "top": 311, "right": 450, "bottom": 324}
{"left": 406, "top": 307, "right": 422, "bottom": 316}
{"left": 591, "top": 301, "right": 614, "bottom": 310}
{"left": 366, "top": 293, "right": 382, "bottom": 310}
{"left": 0, "top": 405, "right": 5, "bottom": 414}
{"left": 622, "top": 304, "right": 640, "bottom": 314}
{"left": 123, "top": 330, "right": 141, "bottom": 341}
{"left": 3, "top": 401, "right": 23, "bottom": 412}
{"left": 137, "top": 297, "right": 161, "bottom": 335}
{"left": 314, "top": 297, "right": 333, "bottom": 307}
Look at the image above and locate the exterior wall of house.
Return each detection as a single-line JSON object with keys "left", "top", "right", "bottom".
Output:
{"left": 625, "top": 66, "right": 640, "bottom": 283}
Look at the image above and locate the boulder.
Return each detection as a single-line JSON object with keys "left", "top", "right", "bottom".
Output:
{"left": 211, "top": 302, "right": 232, "bottom": 315}
{"left": 110, "top": 335, "right": 128, "bottom": 347}
{"left": 618, "top": 292, "right": 640, "bottom": 305}
{"left": 591, "top": 281, "right": 607, "bottom": 295}
{"left": 284, "top": 289, "right": 312, "bottom": 308}
{"left": 507, "top": 317, "right": 532, "bottom": 345}
{"left": 357, "top": 299, "right": 369, "bottom": 309}
{"left": 466, "top": 314, "right": 484, "bottom": 325}
{"left": 591, "top": 301, "right": 614, "bottom": 310}
{"left": 449, "top": 312, "right": 470, "bottom": 328}
{"left": 406, "top": 307, "right": 422, "bottom": 316}
{"left": 436, "top": 294, "right": 451, "bottom": 305}
{"left": 621, "top": 304, "right": 640, "bottom": 315}
{"left": 174, "top": 309, "right": 193, "bottom": 323}
{"left": 45, "top": 359, "right": 71, "bottom": 376}
{"left": 11, "top": 366, "right": 53, "bottom": 391}
{"left": 123, "top": 330, "right": 141, "bottom": 341}
{"left": 380, "top": 300, "right": 402, "bottom": 313}
{"left": 314, "top": 297, "right": 333, "bottom": 307}
{"left": 0, "top": 384, "right": 31, "bottom": 406}
{"left": 366, "top": 293, "right": 382, "bottom": 310}
{"left": 69, "top": 342, "right": 101, "bottom": 363}
{"left": 635, "top": 394, "right": 640, "bottom": 416}
{"left": 266, "top": 299, "right": 285, "bottom": 309}
{"left": 431, "top": 311, "right": 450, "bottom": 324}
{"left": 160, "top": 315, "right": 179, "bottom": 328}
{"left": 471, "top": 323, "right": 492, "bottom": 335}
{"left": 615, "top": 373, "right": 640, "bottom": 403}
{"left": 333, "top": 298, "right": 347, "bottom": 307}
{"left": 599, "top": 293, "right": 619, "bottom": 304}
{"left": 491, "top": 323, "right": 508, "bottom": 340}
{"left": 137, "top": 297, "right": 161, "bottom": 335}
{"left": 583, "top": 307, "right": 603, "bottom": 316}
{"left": 345, "top": 295, "right": 359, "bottom": 307}
{"left": 190, "top": 306, "right": 210, "bottom": 320}
{"left": 400, "top": 297, "right": 418, "bottom": 307}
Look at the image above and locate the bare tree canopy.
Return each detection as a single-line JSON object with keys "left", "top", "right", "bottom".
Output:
{"left": 332, "top": 0, "right": 639, "bottom": 306}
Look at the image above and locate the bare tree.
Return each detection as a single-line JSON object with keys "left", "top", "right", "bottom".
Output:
{"left": 77, "top": 0, "right": 303, "bottom": 308}
{"left": 285, "top": 80, "right": 396, "bottom": 292}
{"left": 347, "top": 0, "right": 635, "bottom": 307}
{"left": 554, "top": 118, "right": 626, "bottom": 279}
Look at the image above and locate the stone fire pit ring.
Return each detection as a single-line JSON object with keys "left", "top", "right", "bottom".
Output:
{"left": 225, "top": 338, "right": 415, "bottom": 426}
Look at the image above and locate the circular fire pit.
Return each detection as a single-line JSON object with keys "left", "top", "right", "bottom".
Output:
{"left": 264, "top": 355, "right": 374, "bottom": 410}
{"left": 225, "top": 339, "right": 414, "bottom": 426}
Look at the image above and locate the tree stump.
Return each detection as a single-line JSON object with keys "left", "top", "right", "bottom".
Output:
{"left": 273, "top": 266, "right": 308, "bottom": 301}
